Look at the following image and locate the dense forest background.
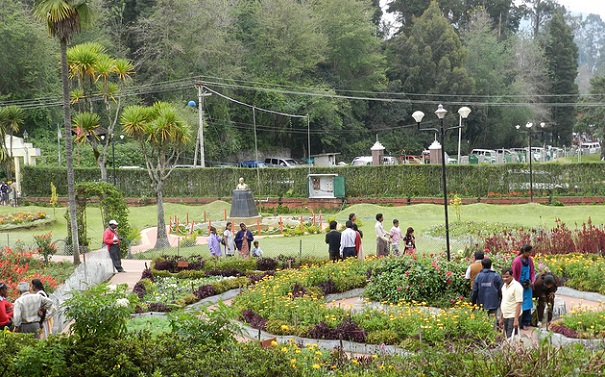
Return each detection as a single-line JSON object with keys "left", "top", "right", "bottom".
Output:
{"left": 2, "top": 0, "right": 605, "bottom": 167}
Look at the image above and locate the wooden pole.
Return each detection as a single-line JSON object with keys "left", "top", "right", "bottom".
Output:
{"left": 256, "top": 219, "right": 261, "bottom": 235}
{"left": 279, "top": 217, "right": 283, "bottom": 235}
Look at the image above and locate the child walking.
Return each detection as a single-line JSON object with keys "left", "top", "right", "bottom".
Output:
{"left": 389, "top": 219, "right": 403, "bottom": 256}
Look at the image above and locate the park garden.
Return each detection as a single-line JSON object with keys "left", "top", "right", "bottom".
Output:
{"left": 2, "top": 202, "right": 605, "bottom": 376}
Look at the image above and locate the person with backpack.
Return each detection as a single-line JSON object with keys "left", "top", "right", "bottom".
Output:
{"left": 471, "top": 258, "right": 503, "bottom": 328}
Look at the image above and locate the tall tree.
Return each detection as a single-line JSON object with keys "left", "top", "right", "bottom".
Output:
{"left": 68, "top": 42, "right": 134, "bottom": 181}
{"left": 522, "top": 0, "right": 559, "bottom": 38}
{"left": 135, "top": 0, "right": 243, "bottom": 84}
{"left": 461, "top": 10, "right": 514, "bottom": 148}
{"left": 542, "top": 11, "right": 579, "bottom": 145}
{"left": 576, "top": 75, "right": 605, "bottom": 157}
{"left": 573, "top": 14, "right": 605, "bottom": 91}
{"left": 120, "top": 102, "right": 192, "bottom": 248}
{"left": 0, "top": 0, "right": 59, "bottom": 101}
{"left": 33, "top": 0, "right": 93, "bottom": 265}
{"left": 388, "top": 1, "right": 474, "bottom": 96}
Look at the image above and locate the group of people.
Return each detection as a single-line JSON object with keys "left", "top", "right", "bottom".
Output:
{"left": 374, "top": 213, "right": 416, "bottom": 257}
{"left": 0, "top": 279, "right": 55, "bottom": 338}
{"left": 325, "top": 213, "right": 416, "bottom": 261}
{"left": 469, "top": 245, "right": 558, "bottom": 339}
{"left": 208, "top": 222, "right": 262, "bottom": 258}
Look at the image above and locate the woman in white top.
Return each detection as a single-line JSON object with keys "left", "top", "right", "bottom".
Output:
{"left": 223, "top": 222, "right": 235, "bottom": 256}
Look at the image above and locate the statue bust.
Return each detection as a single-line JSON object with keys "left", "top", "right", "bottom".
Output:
{"left": 236, "top": 177, "right": 249, "bottom": 190}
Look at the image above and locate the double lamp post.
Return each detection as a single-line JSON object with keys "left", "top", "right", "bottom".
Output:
{"left": 412, "top": 104, "right": 471, "bottom": 261}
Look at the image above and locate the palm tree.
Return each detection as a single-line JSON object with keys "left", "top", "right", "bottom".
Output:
{"left": 68, "top": 42, "right": 135, "bottom": 182}
{"left": 121, "top": 102, "right": 192, "bottom": 248}
{"left": 33, "top": 0, "right": 93, "bottom": 265}
{"left": 73, "top": 111, "right": 102, "bottom": 167}
{"left": 0, "top": 105, "right": 25, "bottom": 176}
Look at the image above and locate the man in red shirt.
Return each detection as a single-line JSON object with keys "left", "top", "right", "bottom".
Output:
{"left": 103, "top": 220, "right": 125, "bottom": 273}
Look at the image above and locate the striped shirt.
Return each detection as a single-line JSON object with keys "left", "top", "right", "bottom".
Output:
{"left": 13, "top": 292, "right": 54, "bottom": 327}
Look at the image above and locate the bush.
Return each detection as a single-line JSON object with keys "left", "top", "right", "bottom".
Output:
{"left": 64, "top": 284, "right": 137, "bottom": 343}
{"left": 366, "top": 330, "right": 400, "bottom": 345}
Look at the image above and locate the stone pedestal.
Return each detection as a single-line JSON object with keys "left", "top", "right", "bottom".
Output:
{"left": 230, "top": 189, "right": 261, "bottom": 224}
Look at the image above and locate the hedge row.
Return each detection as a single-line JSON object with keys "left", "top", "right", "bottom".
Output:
{"left": 22, "top": 163, "right": 605, "bottom": 198}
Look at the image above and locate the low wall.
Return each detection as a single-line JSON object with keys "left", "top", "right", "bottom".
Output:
{"left": 25, "top": 195, "right": 605, "bottom": 210}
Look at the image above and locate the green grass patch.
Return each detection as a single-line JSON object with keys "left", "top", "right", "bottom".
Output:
{"left": 127, "top": 314, "right": 171, "bottom": 336}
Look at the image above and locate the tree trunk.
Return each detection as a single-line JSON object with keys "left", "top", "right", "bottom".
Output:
{"left": 154, "top": 181, "right": 170, "bottom": 249}
{"left": 99, "top": 154, "right": 108, "bottom": 182}
{"left": 61, "top": 39, "right": 81, "bottom": 265}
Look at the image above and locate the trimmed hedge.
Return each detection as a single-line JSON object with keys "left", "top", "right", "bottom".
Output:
{"left": 22, "top": 163, "right": 605, "bottom": 198}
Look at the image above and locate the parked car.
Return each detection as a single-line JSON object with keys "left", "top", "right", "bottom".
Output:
{"left": 401, "top": 155, "right": 424, "bottom": 164}
{"left": 580, "top": 142, "right": 600, "bottom": 154}
{"left": 238, "top": 160, "right": 267, "bottom": 168}
{"left": 351, "top": 156, "right": 398, "bottom": 165}
{"left": 470, "top": 149, "right": 497, "bottom": 163}
{"left": 351, "top": 156, "right": 372, "bottom": 166}
{"left": 264, "top": 157, "right": 299, "bottom": 168}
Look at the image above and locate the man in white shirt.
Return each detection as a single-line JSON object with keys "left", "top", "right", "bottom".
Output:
{"left": 374, "top": 213, "right": 389, "bottom": 257}
{"left": 339, "top": 221, "right": 357, "bottom": 260}
{"left": 499, "top": 268, "right": 523, "bottom": 339}
{"left": 13, "top": 282, "right": 55, "bottom": 335}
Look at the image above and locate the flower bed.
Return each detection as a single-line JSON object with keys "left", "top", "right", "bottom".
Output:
{"left": 232, "top": 258, "right": 496, "bottom": 348}
{"left": 0, "top": 211, "right": 51, "bottom": 230}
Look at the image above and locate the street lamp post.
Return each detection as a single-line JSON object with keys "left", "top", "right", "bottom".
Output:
{"left": 112, "top": 134, "right": 124, "bottom": 186}
{"left": 457, "top": 107, "right": 471, "bottom": 164}
{"left": 413, "top": 104, "right": 470, "bottom": 261}
{"left": 516, "top": 123, "right": 534, "bottom": 202}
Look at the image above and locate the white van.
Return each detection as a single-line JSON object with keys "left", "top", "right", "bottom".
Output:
{"left": 351, "top": 156, "right": 372, "bottom": 166}
{"left": 470, "top": 149, "right": 497, "bottom": 163}
{"left": 264, "top": 157, "right": 299, "bottom": 167}
{"left": 351, "top": 156, "right": 398, "bottom": 166}
{"left": 580, "top": 142, "right": 600, "bottom": 154}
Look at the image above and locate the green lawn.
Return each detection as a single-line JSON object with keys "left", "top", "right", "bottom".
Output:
{"left": 3, "top": 201, "right": 605, "bottom": 259}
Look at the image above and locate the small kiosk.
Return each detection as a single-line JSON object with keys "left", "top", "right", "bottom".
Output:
{"left": 308, "top": 174, "right": 345, "bottom": 199}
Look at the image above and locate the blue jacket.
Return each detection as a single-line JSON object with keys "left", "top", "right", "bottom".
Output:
{"left": 471, "top": 269, "right": 503, "bottom": 311}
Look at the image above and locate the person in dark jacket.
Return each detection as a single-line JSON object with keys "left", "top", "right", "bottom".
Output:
{"left": 533, "top": 273, "right": 558, "bottom": 325}
{"left": 471, "top": 258, "right": 503, "bottom": 327}
{"left": 325, "top": 220, "right": 341, "bottom": 262}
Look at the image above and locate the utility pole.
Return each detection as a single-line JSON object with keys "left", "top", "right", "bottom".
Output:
{"left": 194, "top": 81, "right": 212, "bottom": 167}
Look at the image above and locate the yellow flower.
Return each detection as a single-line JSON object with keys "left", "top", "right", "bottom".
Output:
{"left": 313, "top": 364, "right": 321, "bottom": 369}
{"left": 352, "top": 359, "right": 359, "bottom": 365}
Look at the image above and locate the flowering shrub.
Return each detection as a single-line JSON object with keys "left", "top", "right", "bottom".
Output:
{"left": 33, "top": 231, "right": 57, "bottom": 264}
{"left": 540, "top": 253, "right": 605, "bottom": 294}
{"left": 483, "top": 218, "right": 605, "bottom": 255}
{"left": 0, "top": 246, "right": 59, "bottom": 300}
{"left": 365, "top": 255, "right": 469, "bottom": 307}
{"left": 64, "top": 284, "right": 137, "bottom": 343}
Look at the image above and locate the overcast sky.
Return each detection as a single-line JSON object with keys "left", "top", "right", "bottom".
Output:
{"left": 380, "top": 1, "right": 605, "bottom": 23}
{"left": 537, "top": 0, "right": 605, "bottom": 20}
